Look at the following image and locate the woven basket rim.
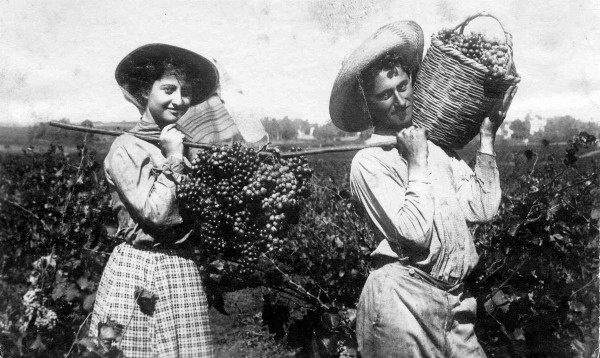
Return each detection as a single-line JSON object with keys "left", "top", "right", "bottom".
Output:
{"left": 430, "top": 38, "right": 521, "bottom": 85}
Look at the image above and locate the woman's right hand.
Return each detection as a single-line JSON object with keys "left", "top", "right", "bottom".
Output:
{"left": 160, "top": 124, "right": 185, "bottom": 158}
{"left": 396, "top": 126, "right": 428, "bottom": 180}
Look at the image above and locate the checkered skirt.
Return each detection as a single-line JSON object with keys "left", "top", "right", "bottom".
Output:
{"left": 90, "top": 243, "right": 214, "bottom": 357}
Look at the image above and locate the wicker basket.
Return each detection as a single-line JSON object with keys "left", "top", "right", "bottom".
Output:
{"left": 412, "top": 13, "right": 521, "bottom": 149}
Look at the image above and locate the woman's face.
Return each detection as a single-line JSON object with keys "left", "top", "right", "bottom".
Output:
{"left": 144, "top": 73, "right": 192, "bottom": 126}
{"left": 366, "top": 66, "right": 414, "bottom": 132}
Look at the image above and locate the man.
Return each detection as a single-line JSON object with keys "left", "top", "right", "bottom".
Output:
{"left": 329, "top": 21, "right": 517, "bottom": 357}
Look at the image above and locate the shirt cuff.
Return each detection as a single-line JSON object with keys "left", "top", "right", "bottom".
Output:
{"left": 407, "top": 180, "right": 431, "bottom": 194}
{"left": 162, "top": 155, "right": 186, "bottom": 174}
{"left": 476, "top": 152, "right": 498, "bottom": 168}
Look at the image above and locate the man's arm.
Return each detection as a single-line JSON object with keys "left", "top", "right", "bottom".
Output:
{"left": 350, "top": 149, "right": 434, "bottom": 252}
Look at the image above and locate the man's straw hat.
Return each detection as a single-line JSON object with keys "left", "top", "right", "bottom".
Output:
{"left": 329, "top": 21, "right": 424, "bottom": 132}
{"left": 115, "top": 43, "right": 219, "bottom": 113}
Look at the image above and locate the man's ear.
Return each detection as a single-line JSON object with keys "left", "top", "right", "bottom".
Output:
{"left": 142, "top": 88, "right": 150, "bottom": 100}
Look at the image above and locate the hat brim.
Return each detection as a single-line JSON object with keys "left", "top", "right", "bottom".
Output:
{"left": 115, "top": 43, "right": 219, "bottom": 109}
{"left": 329, "top": 21, "right": 424, "bottom": 132}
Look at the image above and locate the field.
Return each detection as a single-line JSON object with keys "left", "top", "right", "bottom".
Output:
{"left": 1, "top": 132, "right": 598, "bottom": 358}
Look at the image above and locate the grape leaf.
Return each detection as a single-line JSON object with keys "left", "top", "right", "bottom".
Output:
{"left": 134, "top": 287, "right": 158, "bottom": 316}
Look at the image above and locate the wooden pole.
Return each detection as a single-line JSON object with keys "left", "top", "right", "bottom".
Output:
{"left": 48, "top": 121, "right": 396, "bottom": 158}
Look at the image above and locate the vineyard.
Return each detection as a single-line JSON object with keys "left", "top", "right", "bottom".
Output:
{"left": 0, "top": 134, "right": 598, "bottom": 358}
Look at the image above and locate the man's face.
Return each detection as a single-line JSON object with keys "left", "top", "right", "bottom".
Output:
{"left": 366, "top": 66, "right": 414, "bottom": 132}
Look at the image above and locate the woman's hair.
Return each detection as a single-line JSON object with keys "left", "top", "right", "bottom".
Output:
{"left": 126, "top": 61, "right": 200, "bottom": 108}
{"left": 358, "top": 51, "right": 417, "bottom": 95}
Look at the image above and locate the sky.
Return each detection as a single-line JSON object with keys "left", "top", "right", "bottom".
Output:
{"left": 1, "top": 0, "right": 599, "bottom": 128}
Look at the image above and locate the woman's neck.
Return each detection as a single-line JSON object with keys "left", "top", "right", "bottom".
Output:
{"left": 141, "top": 109, "right": 162, "bottom": 128}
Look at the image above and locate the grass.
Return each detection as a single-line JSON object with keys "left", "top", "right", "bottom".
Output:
{"left": 210, "top": 288, "right": 299, "bottom": 358}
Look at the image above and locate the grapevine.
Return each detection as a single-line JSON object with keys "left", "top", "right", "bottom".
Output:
{"left": 177, "top": 143, "right": 313, "bottom": 271}
{"left": 436, "top": 28, "right": 512, "bottom": 79}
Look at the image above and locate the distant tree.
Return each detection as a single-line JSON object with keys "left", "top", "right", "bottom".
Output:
{"left": 541, "top": 116, "right": 582, "bottom": 143}
{"left": 79, "top": 119, "right": 95, "bottom": 141}
{"left": 278, "top": 116, "right": 297, "bottom": 141}
{"left": 509, "top": 118, "right": 531, "bottom": 141}
{"left": 261, "top": 118, "right": 280, "bottom": 141}
{"left": 313, "top": 122, "right": 343, "bottom": 141}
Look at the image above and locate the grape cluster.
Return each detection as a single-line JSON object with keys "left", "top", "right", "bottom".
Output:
{"left": 22, "top": 289, "right": 58, "bottom": 330}
{"left": 178, "top": 143, "right": 313, "bottom": 270}
{"left": 436, "top": 29, "right": 512, "bottom": 79}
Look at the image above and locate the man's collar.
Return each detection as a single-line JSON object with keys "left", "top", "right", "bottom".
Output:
{"left": 365, "top": 133, "right": 395, "bottom": 145}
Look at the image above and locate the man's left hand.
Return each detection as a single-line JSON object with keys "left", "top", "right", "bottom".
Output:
{"left": 480, "top": 85, "right": 519, "bottom": 137}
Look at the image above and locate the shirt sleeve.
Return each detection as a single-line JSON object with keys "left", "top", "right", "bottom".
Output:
{"left": 350, "top": 150, "right": 434, "bottom": 252}
{"left": 453, "top": 152, "right": 502, "bottom": 223}
{"left": 106, "top": 141, "right": 187, "bottom": 229}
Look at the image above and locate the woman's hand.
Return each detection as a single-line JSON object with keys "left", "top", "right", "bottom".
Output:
{"left": 160, "top": 124, "right": 185, "bottom": 158}
{"left": 480, "top": 85, "right": 518, "bottom": 154}
{"left": 397, "top": 126, "right": 428, "bottom": 181}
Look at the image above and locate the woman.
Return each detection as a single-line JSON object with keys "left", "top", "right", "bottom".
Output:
{"left": 89, "top": 43, "right": 219, "bottom": 357}
{"left": 329, "top": 21, "right": 517, "bottom": 357}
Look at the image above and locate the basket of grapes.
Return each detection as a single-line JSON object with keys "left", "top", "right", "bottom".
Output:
{"left": 177, "top": 143, "right": 313, "bottom": 272}
{"left": 412, "top": 12, "right": 521, "bottom": 149}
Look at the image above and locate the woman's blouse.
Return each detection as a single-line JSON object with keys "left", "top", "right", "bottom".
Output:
{"left": 104, "top": 132, "right": 191, "bottom": 247}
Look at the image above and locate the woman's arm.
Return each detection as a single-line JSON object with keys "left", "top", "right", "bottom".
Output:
{"left": 106, "top": 139, "right": 187, "bottom": 229}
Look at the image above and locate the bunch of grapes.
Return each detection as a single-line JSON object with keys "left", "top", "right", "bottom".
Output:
{"left": 178, "top": 143, "right": 313, "bottom": 270}
{"left": 436, "top": 28, "right": 512, "bottom": 79}
{"left": 22, "top": 289, "right": 58, "bottom": 331}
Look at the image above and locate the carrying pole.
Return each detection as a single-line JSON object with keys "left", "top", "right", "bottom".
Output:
{"left": 48, "top": 121, "right": 395, "bottom": 158}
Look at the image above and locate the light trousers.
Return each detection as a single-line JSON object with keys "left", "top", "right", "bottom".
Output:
{"left": 356, "top": 261, "right": 487, "bottom": 358}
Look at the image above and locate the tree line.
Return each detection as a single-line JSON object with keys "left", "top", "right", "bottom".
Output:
{"left": 504, "top": 114, "right": 600, "bottom": 143}
{"left": 15, "top": 115, "right": 600, "bottom": 146}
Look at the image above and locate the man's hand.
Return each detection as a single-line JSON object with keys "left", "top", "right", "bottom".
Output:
{"left": 481, "top": 85, "right": 518, "bottom": 137}
{"left": 480, "top": 85, "right": 518, "bottom": 154}
{"left": 397, "top": 126, "right": 428, "bottom": 181}
{"left": 160, "top": 124, "right": 185, "bottom": 158}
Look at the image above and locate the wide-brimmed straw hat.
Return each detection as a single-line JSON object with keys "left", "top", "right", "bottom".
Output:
{"left": 116, "top": 43, "right": 219, "bottom": 113}
{"left": 329, "top": 21, "right": 424, "bottom": 132}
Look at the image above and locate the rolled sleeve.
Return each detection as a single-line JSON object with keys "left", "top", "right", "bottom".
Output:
{"left": 106, "top": 142, "right": 186, "bottom": 229}
{"left": 454, "top": 152, "right": 501, "bottom": 222}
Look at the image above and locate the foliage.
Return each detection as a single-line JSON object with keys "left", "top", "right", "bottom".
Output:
{"left": 509, "top": 119, "right": 531, "bottom": 141}
{"left": 469, "top": 132, "right": 599, "bottom": 357}
{"left": 0, "top": 142, "right": 115, "bottom": 357}
{"left": 0, "top": 133, "right": 598, "bottom": 358}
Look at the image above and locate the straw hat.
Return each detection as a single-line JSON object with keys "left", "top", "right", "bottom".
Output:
{"left": 329, "top": 21, "right": 424, "bottom": 132}
{"left": 115, "top": 43, "right": 219, "bottom": 113}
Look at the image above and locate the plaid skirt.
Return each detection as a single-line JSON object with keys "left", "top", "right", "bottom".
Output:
{"left": 90, "top": 243, "right": 214, "bottom": 358}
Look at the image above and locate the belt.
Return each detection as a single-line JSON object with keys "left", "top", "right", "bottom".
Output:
{"left": 372, "top": 255, "right": 462, "bottom": 292}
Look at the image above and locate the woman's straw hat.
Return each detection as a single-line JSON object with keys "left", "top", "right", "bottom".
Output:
{"left": 329, "top": 21, "right": 424, "bottom": 132}
{"left": 115, "top": 43, "right": 219, "bottom": 112}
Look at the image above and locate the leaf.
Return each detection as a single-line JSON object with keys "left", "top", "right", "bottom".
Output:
{"left": 207, "top": 291, "right": 228, "bottom": 315}
{"left": 77, "top": 276, "right": 90, "bottom": 290}
{"left": 29, "top": 333, "right": 47, "bottom": 352}
{"left": 209, "top": 259, "right": 225, "bottom": 271}
{"left": 83, "top": 292, "right": 97, "bottom": 312}
{"left": 508, "top": 220, "right": 522, "bottom": 237}
{"left": 134, "top": 287, "right": 158, "bottom": 316}
{"left": 77, "top": 337, "right": 99, "bottom": 350}
{"left": 512, "top": 327, "right": 525, "bottom": 341}
{"left": 51, "top": 282, "right": 82, "bottom": 302}
{"left": 32, "top": 254, "right": 57, "bottom": 270}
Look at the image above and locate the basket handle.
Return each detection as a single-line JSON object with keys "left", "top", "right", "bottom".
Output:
{"left": 453, "top": 12, "right": 513, "bottom": 47}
